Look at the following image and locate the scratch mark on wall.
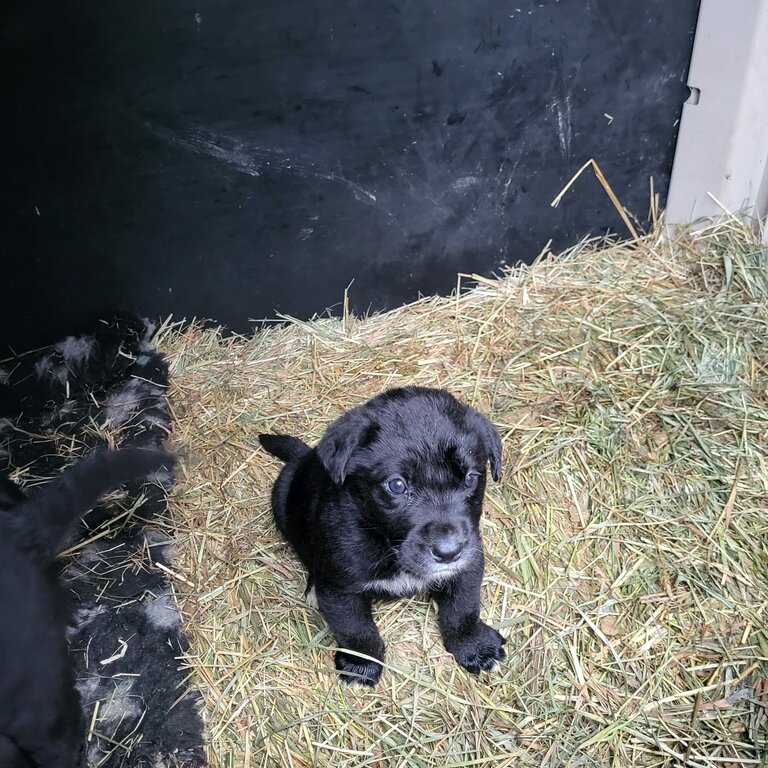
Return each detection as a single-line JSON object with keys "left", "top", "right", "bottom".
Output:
{"left": 494, "top": 142, "right": 526, "bottom": 206}
{"left": 551, "top": 95, "right": 572, "bottom": 159}
{"left": 450, "top": 175, "right": 480, "bottom": 192}
{"left": 149, "top": 123, "right": 378, "bottom": 205}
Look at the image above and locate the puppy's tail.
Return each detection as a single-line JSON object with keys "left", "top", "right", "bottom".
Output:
{"left": 258, "top": 434, "right": 310, "bottom": 464}
{"left": 4, "top": 448, "right": 176, "bottom": 564}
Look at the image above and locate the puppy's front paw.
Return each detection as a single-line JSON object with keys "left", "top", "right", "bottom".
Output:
{"left": 335, "top": 650, "right": 383, "bottom": 687}
{"left": 447, "top": 620, "right": 506, "bottom": 675}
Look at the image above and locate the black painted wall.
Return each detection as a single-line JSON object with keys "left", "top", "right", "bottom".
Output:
{"left": 1, "top": 0, "right": 699, "bottom": 353}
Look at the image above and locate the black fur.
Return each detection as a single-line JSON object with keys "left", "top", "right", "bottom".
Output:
{"left": 0, "top": 448, "right": 176, "bottom": 768}
{"left": 0, "top": 735, "right": 31, "bottom": 768}
{"left": 257, "top": 434, "right": 310, "bottom": 464}
{"left": 259, "top": 386, "right": 505, "bottom": 686}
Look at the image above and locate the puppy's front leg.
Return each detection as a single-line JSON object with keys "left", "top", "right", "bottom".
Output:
{"left": 432, "top": 562, "right": 505, "bottom": 675}
{"left": 315, "top": 587, "right": 386, "bottom": 686}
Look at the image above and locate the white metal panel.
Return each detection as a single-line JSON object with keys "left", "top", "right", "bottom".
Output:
{"left": 666, "top": 0, "right": 768, "bottom": 239}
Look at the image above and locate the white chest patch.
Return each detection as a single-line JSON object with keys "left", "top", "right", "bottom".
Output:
{"left": 362, "top": 572, "right": 439, "bottom": 597}
{"left": 304, "top": 576, "right": 430, "bottom": 606}
{"left": 305, "top": 585, "right": 319, "bottom": 610}
{"left": 304, "top": 567, "right": 463, "bottom": 607}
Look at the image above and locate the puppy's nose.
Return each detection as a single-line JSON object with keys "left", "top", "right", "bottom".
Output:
{"left": 430, "top": 537, "right": 464, "bottom": 563}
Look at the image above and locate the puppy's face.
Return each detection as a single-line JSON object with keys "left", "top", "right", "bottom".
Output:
{"left": 317, "top": 387, "right": 502, "bottom": 581}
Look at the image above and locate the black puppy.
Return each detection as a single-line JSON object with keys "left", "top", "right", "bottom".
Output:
{"left": 0, "top": 448, "right": 176, "bottom": 768}
{"left": 259, "top": 386, "right": 505, "bottom": 686}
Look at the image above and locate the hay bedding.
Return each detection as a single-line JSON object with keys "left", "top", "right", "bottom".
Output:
{"left": 0, "top": 317, "right": 205, "bottom": 767}
{"left": 158, "top": 222, "right": 768, "bottom": 768}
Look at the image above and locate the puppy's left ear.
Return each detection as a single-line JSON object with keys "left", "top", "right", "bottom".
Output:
{"left": 471, "top": 410, "right": 503, "bottom": 482}
{"left": 316, "top": 409, "right": 370, "bottom": 485}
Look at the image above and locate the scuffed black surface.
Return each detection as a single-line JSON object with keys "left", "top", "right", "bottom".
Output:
{"left": 0, "top": 317, "right": 205, "bottom": 768}
{"left": 1, "top": 0, "right": 698, "bottom": 352}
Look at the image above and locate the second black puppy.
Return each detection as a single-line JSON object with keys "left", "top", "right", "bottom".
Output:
{"left": 0, "top": 448, "right": 176, "bottom": 768}
{"left": 259, "top": 386, "right": 505, "bottom": 686}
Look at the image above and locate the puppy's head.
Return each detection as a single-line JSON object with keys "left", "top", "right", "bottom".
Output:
{"left": 316, "top": 387, "right": 502, "bottom": 580}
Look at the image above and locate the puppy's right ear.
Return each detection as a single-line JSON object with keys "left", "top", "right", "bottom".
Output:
{"left": 316, "top": 410, "right": 369, "bottom": 485}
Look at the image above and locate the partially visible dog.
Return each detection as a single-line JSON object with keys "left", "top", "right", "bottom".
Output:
{"left": 0, "top": 448, "right": 176, "bottom": 768}
{"left": 259, "top": 386, "right": 505, "bottom": 686}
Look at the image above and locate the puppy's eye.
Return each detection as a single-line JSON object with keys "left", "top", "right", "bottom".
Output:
{"left": 464, "top": 472, "right": 479, "bottom": 491}
{"left": 386, "top": 477, "right": 407, "bottom": 496}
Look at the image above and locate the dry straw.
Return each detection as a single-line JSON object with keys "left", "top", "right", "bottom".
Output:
{"left": 156, "top": 218, "right": 768, "bottom": 768}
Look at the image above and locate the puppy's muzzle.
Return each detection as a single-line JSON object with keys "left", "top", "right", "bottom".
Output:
{"left": 425, "top": 522, "right": 468, "bottom": 564}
